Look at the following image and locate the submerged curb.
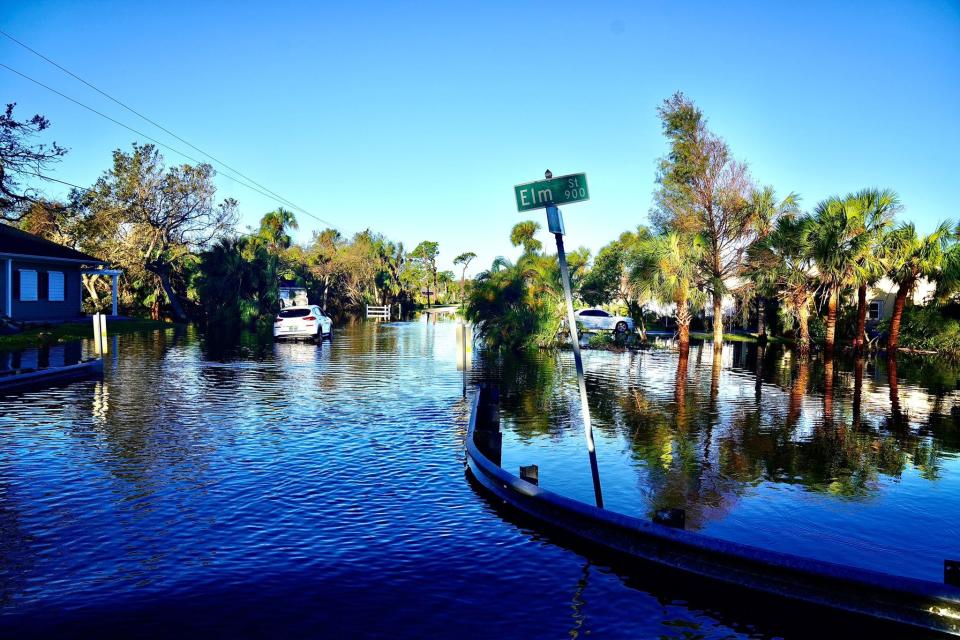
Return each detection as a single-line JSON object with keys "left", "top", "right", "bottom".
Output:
{"left": 465, "top": 385, "right": 960, "bottom": 636}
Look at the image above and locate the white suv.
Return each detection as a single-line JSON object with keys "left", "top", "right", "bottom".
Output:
{"left": 273, "top": 305, "right": 333, "bottom": 341}
{"left": 574, "top": 308, "right": 634, "bottom": 333}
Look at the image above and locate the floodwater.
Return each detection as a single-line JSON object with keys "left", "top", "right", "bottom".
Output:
{"left": 0, "top": 320, "right": 957, "bottom": 638}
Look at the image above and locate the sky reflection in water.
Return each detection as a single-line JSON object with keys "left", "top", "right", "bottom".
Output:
{"left": 493, "top": 340, "right": 960, "bottom": 582}
{"left": 0, "top": 321, "right": 957, "bottom": 638}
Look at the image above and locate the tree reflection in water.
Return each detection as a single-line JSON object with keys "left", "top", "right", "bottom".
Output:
{"left": 493, "top": 341, "right": 959, "bottom": 530}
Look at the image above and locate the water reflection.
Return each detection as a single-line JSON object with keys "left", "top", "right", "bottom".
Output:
{"left": 494, "top": 341, "right": 960, "bottom": 580}
{"left": 1, "top": 321, "right": 956, "bottom": 638}
{"left": 0, "top": 343, "right": 83, "bottom": 373}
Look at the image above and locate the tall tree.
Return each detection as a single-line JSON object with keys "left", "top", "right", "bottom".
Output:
{"left": 510, "top": 220, "right": 542, "bottom": 256}
{"left": 0, "top": 103, "right": 67, "bottom": 221}
{"left": 747, "top": 214, "right": 817, "bottom": 353}
{"left": 453, "top": 251, "right": 476, "bottom": 302}
{"left": 257, "top": 207, "right": 298, "bottom": 254}
{"left": 437, "top": 270, "right": 455, "bottom": 302}
{"left": 581, "top": 227, "right": 655, "bottom": 339}
{"left": 652, "top": 92, "right": 752, "bottom": 349}
{"left": 884, "top": 221, "right": 953, "bottom": 350}
{"left": 197, "top": 235, "right": 279, "bottom": 329}
{"left": 807, "top": 195, "right": 870, "bottom": 353}
{"left": 306, "top": 228, "right": 344, "bottom": 310}
{"left": 628, "top": 231, "right": 705, "bottom": 355}
{"left": 849, "top": 189, "right": 899, "bottom": 351}
{"left": 409, "top": 240, "right": 440, "bottom": 306}
{"left": 78, "top": 143, "right": 237, "bottom": 321}
{"left": 744, "top": 186, "right": 800, "bottom": 342}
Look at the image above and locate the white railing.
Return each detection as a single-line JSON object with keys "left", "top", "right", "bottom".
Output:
{"left": 366, "top": 305, "right": 390, "bottom": 321}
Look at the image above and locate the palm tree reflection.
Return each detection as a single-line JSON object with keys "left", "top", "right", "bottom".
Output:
{"left": 489, "top": 338, "right": 954, "bottom": 528}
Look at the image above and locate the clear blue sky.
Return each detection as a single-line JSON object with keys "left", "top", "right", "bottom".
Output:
{"left": 4, "top": 1, "right": 959, "bottom": 275}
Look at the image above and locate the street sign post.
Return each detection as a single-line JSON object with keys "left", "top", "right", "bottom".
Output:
{"left": 514, "top": 173, "right": 589, "bottom": 213}
{"left": 514, "top": 169, "right": 603, "bottom": 508}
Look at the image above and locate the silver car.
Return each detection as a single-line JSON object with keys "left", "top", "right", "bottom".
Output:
{"left": 574, "top": 308, "right": 634, "bottom": 333}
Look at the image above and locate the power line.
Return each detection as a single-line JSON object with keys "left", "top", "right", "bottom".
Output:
{"left": 20, "top": 171, "right": 267, "bottom": 243}
{"left": 0, "top": 58, "right": 345, "bottom": 233}
{"left": 0, "top": 63, "right": 293, "bottom": 217}
{"left": 0, "top": 29, "right": 326, "bottom": 228}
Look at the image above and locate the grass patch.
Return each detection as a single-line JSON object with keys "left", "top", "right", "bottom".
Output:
{"left": 689, "top": 332, "right": 792, "bottom": 345}
{"left": 0, "top": 319, "right": 175, "bottom": 350}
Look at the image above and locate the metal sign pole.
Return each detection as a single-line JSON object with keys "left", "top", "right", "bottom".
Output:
{"left": 548, "top": 204, "right": 603, "bottom": 508}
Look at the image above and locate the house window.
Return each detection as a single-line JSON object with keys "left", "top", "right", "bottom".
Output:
{"left": 18, "top": 270, "right": 38, "bottom": 302}
{"left": 868, "top": 301, "right": 883, "bottom": 320}
{"left": 47, "top": 271, "right": 65, "bottom": 302}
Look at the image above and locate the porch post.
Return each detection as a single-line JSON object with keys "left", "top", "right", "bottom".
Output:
{"left": 4, "top": 258, "right": 11, "bottom": 318}
{"left": 111, "top": 273, "right": 118, "bottom": 317}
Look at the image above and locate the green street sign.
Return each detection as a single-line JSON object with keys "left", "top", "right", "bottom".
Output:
{"left": 514, "top": 173, "right": 589, "bottom": 212}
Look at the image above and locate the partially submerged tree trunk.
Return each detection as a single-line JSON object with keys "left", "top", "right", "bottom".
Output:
{"left": 824, "top": 285, "right": 839, "bottom": 354}
{"left": 675, "top": 348, "right": 689, "bottom": 428}
{"left": 754, "top": 344, "right": 765, "bottom": 403}
{"left": 713, "top": 293, "right": 723, "bottom": 347}
{"left": 787, "top": 357, "right": 809, "bottom": 427}
{"left": 797, "top": 301, "right": 812, "bottom": 355}
{"left": 146, "top": 260, "right": 187, "bottom": 322}
{"left": 887, "top": 278, "right": 914, "bottom": 351}
{"left": 710, "top": 346, "right": 722, "bottom": 408}
{"left": 853, "top": 283, "right": 868, "bottom": 352}
{"left": 823, "top": 353, "right": 835, "bottom": 425}
{"left": 676, "top": 293, "right": 691, "bottom": 356}
{"left": 756, "top": 297, "right": 767, "bottom": 344}
{"left": 852, "top": 356, "right": 864, "bottom": 429}
{"left": 888, "top": 354, "right": 905, "bottom": 428}
{"left": 627, "top": 300, "right": 647, "bottom": 342}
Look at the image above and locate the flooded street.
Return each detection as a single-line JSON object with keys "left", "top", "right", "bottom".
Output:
{"left": 1, "top": 320, "right": 958, "bottom": 638}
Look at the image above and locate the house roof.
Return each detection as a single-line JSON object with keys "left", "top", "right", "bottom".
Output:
{"left": 0, "top": 223, "right": 106, "bottom": 264}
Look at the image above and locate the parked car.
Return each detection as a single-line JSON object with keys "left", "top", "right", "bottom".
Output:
{"left": 574, "top": 308, "right": 634, "bottom": 333}
{"left": 273, "top": 305, "right": 333, "bottom": 341}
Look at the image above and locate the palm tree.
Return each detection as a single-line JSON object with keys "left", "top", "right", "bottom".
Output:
{"left": 808, "top": 195, "right": 871, "bottom": 353}
{"left": 747, "top": 214, "right": 817, "bottom": 353}
{"left": 510, "top": 220, "right": 543, "bottom": 256}
{"left": 257, "top": 208, "right": 298, "bottom": 254}
{"left": 628, "top": 231, "right": 705, "bottom": 355}
{"left": 849, "top": 189, "right": 899, "bottom": 351}
{"left": 453, "top": 252, "right": 476, "bottom": 303}
{"left": 489, "top": 256, "right": 512, "bottom": 273}
{"left": 884, "top": 221, "right": 953, "bottom": 350}
{"left": 437, "top": 270, "right": 455, "bottom": 303}
{"left": 745, "top": 186, "right": 800, "bottom": 342}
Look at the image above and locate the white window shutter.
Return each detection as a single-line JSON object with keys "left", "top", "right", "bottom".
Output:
{"left": 48, "top": 271, "right": 65, "bottom": 302}
{"left": 19, "top": 270, "right": 38, "bottom": 301}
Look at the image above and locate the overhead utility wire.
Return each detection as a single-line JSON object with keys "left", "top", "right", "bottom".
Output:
{"left": 0, "top": 59, "right": 344, "bottom": 233}
{"left": 0, "top": 29, "right": 324, "bottom": 226}
{"left": 21, "top": 170, "right": 266, "bottom": 242}
{"left": 0, "top": 63, "right": 293, "bottom": 214}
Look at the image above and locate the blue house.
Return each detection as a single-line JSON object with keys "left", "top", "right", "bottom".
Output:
{"left": 0, "top": 224, "right": 119, "bottom": 323}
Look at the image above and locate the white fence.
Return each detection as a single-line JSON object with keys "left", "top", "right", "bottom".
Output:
{"left": 366, "top": 305, "right": 391, "bottom": 321}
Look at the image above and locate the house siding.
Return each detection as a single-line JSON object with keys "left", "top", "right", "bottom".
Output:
{"left": 9, "top": 259, "right": 84, "bottom": 322}
{"left": 865, "top": 277, "right": 935, "bottom": 321}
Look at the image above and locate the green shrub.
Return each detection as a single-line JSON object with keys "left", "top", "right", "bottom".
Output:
{"left": 587, "top": 332, "right": 614, "bottom": 349}
{"left": 465, "top": 266, "right": 543, "bottom": 351}
{"left": 882, "top": 305, "right": 960, "bottom": 353}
